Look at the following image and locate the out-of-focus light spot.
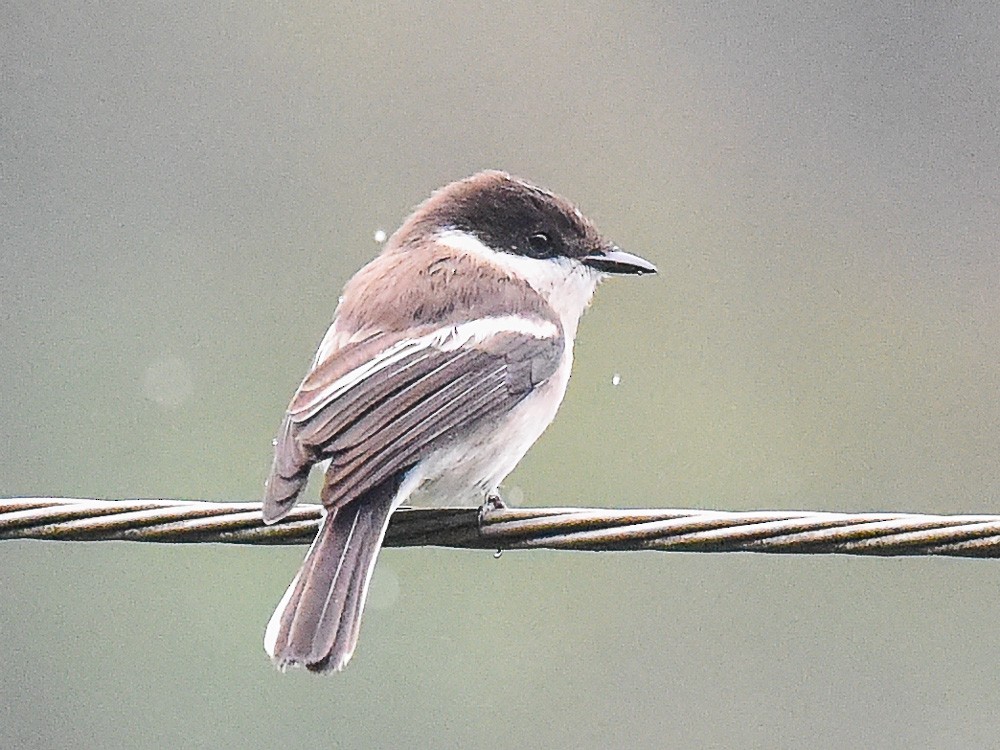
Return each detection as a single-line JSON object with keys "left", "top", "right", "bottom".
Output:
{"left": 502, "top": 485, "right": 526, "bottom": 507}
{"left": 143, "top": 356, "right": 194, "bottom": 408}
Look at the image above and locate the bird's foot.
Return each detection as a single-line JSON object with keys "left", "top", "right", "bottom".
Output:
{"left": 478, "top": 491, "right": 507, "bottom": 523}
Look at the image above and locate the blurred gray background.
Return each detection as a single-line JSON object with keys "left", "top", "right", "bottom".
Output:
{"left": 2, "top": 1, "right": 999, "bottom": 747}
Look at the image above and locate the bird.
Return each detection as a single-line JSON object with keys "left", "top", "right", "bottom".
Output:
{"left": 262, "top": 170, "right": 656, "bottom": 672}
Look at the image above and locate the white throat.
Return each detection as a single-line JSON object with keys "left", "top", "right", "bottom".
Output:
{"left": 437, "top": 229, "right": 601, "bottom": 340}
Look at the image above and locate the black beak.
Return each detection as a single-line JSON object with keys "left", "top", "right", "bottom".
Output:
{"left": 581, "top": 247, "right": 658, "bottom": 276}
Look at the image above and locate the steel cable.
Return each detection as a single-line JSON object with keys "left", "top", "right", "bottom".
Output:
{"left": 2, "top": 497, "right": 1000, "bottom": 557}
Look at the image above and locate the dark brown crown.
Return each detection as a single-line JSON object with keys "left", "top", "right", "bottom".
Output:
{"left": 391, "top": 170, "right": 611, "bottom": 262}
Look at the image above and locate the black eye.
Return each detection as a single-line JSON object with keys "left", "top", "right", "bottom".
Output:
{"left": 527, "top": 232, "right": 554, "bottom": 258}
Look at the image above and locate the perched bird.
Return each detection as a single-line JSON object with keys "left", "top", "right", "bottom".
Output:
{"left": 262, "top": 170, "right": 656, "bottom": 672}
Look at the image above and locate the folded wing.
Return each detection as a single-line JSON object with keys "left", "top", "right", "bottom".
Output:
{"left": 263, "top": 316, "right": 563, "bottom": 521}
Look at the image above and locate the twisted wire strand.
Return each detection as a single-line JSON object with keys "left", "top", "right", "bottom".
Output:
{"left": 2, "top": 497, "right": 1000, "bottom": 557}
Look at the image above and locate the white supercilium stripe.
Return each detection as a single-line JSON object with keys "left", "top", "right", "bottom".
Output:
{"left": 436, "top": 229, "right": 600, "bottom": 341}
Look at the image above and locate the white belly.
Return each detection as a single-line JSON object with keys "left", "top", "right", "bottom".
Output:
{"left": 403, "top": 343, "right": 574, "bottom": 507}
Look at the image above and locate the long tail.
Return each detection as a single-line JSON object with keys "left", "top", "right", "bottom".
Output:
{"left": 264, "top": 478, "right": 399, "bottom": 673}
